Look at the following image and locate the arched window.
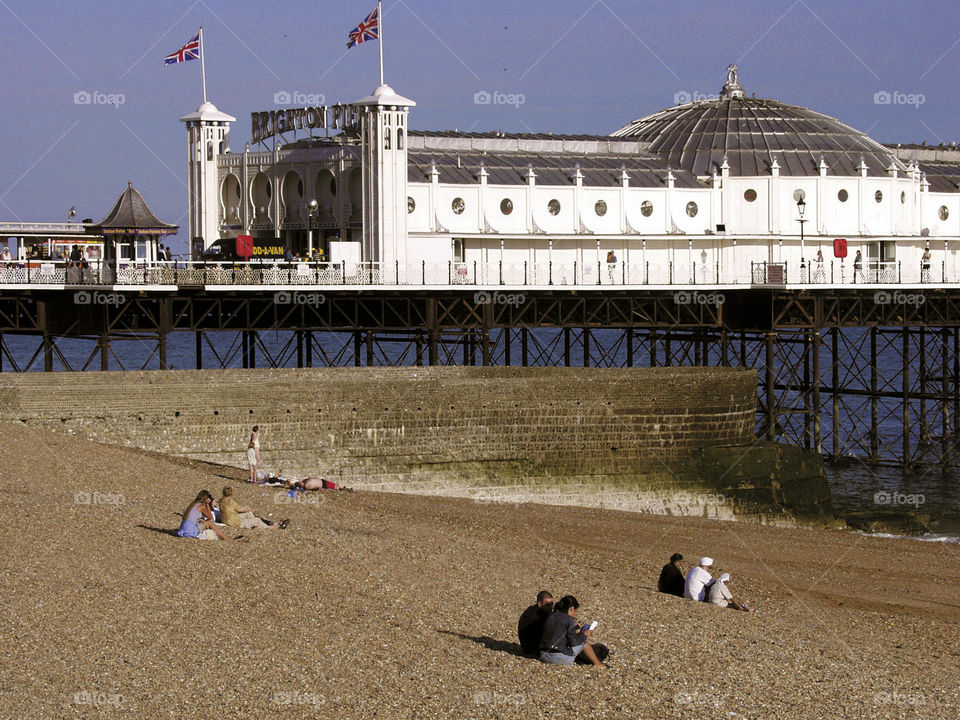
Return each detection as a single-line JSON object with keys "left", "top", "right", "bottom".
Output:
{"left": 397, "top": 128, "right": 404, "bottom": 151}
{"left": 206, "top": 142, "right": 213, "bottom": 161}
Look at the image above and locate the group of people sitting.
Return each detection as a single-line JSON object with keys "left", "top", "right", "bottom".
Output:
{"left": 658, "top": 553, "right": 753, "bottom": 612}
{"left": 517, "top": 591, "right": 609, "bottom": 668}
{"left": 176, "top": 487, "right": 289, "bottom": 540}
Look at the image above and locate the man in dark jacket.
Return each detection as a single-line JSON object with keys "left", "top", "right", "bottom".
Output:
{"left": 658, "top": 553, "right": 685, "bottom": 596}
{"left": 517, "top": 590, "right": 553, "bottom": 655}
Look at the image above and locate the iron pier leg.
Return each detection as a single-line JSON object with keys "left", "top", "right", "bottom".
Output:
{"left": 195, "top": 331, "right": 202, "bottom": 370}
{"left": 720, "top": 329, "right": 729, "bottom": 367}
{"left": 954, "top": 328, "right": 960, "bottom": 443}
{"left": 366, "top": 331, "right": 374, "bottom": 366}
{"left": 354, "top": 332, "right": 362, "bottom": 367}
{"left": 306, "top": 331, "right": 313, "bottom": 368}
{"left": 583, "top": 328, "right": 590, "bottom": 368}
{"left": 919, "top": 325, "right": 928, "bottom": 447}
{"left": 563, "top": 328, "right": 571, "bottom": 367}
{"left": 871, "top": 327, "right": 879, "bottom": 461}
{"left": 427, "top": 298, "right": 439, "bottom": 367}
{"left": 416, "top": 333, "right": 424, "bottom": 367}
{"left": 943, "top": 328, "right": 950, "bottom": 468}
{"left": 902, "top": 328, "right": 911, "bottom": 470}
{"left": 503, "top": 328, "right": 511, "bottom": 367}
{"left": 296, "top": 330, "right": 304, "bottom": 368}
{"left": 650, "top": 330, "right": 657, "bottom": 367}
{"left": 99, "top": 334, "right": 108, "bottom": 372}
{"left": 765, "top": 332, "right": 776, "bottom": 441}
{"left": 813, "top": 330, "right": 822, "bottom": 453}
{"left": 626, "top": 328, "right": 634, "bottom": 368}
{"left": 521, "top": 327, "right": 528, "bottom": 367}
{"left": 832, "top": 327, "right": 840, "bottom": 459}
{"left": 803, "top": 331, "right": 811, "bottom": 449}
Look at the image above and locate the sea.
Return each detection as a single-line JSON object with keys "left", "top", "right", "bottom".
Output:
{"left": 2, "top": 327, "right": 957, "bottom": 541}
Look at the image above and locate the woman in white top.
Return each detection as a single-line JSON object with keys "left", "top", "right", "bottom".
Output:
{"left": 247, "top": 425, "right": 261, "bottom": 483}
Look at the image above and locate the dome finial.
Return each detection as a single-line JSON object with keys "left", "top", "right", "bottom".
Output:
{"left": 721, "top": 64, "right": 745, "bottom": 99}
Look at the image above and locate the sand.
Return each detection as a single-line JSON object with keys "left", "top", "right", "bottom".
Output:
{"left": 0, "top": 419, "right": 958, "bottom": 719}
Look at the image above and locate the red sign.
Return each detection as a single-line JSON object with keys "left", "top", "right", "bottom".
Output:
{"left": 833, "top": 238, "right": 848, "bottom": 259}
{"left": 236, "top": 235, "right": 253, "bottom": 260}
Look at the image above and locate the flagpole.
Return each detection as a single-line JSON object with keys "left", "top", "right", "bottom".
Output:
{"left": 378, "top": 0, "right": 384, "bottom": 86}
{"left": 199, "top": 26, "right": 208, "bottom": 103}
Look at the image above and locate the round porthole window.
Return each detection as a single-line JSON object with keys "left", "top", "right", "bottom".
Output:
{"left": 939, "top": 205, "right": 950, "bottom": 221}
{"left": 548, "top": 199, "right": 561, "bottom": 216}
{"left": 793, "top": 189, "right": 806, "bottom": 202}
{"left": 595, "top": 200, "right": 607, "bottom": 216}
{"left": 640, "top": 200, "right": 653, "bottom": 217}
{"left": 407, "top": 197, "right": 415, "bottom": 214}
{"left": 901, "top": 191, "right": 906, "bottom": 205}
{"left": 838, "top": 189, "right": 849, "bottom": 202}
{"left": 500, "top": 198, "right": 514, "bottom": 215}
{"left": 875, "top": 190, "right": 883, "bottom": 203}
{"left": 744, "top": 189, "right": 757, "bottom": 202}
{"left": 451, "top": 197, "right": 465, "bottom": 215}
{"left": 686, "top": 201, "right": 698, "bottom": 218}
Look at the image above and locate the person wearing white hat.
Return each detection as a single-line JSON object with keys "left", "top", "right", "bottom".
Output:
{"left": 708, "top": 572, "right": 753, "bottom": 612}
{"left": 684, "top": 557, "right": 714, "bottom": 601}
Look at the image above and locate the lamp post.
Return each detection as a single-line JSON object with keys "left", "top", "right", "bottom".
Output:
{"left": 306, "top": 199, "right": 319, "bottom": 260}
{"left": 796, "top": 197, "right": 807, "bottom": 281}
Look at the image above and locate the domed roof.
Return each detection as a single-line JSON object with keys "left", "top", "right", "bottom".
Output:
{"left": 611, "top": 65, "right": 906, "bottom": 178}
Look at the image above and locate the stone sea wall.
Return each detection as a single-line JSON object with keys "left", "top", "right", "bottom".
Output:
{"left": 0, "top": 366, "right": 833, "bottom": 524}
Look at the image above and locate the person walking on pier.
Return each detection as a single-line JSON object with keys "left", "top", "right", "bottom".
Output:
{"left": 606, "top": 250, "right": 618, "bottom": 283}
{"left": 853, "top": 250, "right": 865, "bottom": 284}
{"left": 921, "top": 247, "right": 931, "bottom": 283}
{"left": 247, "top": 426, "right": 261, "bottom": 483}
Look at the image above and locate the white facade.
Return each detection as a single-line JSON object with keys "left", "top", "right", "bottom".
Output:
{"left": 189, "top": 73, "right": 960, "bottom": 285}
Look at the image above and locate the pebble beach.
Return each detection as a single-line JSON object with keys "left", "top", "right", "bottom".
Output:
{"left": 1, "top": 419, "right": 958, "bottom": 719}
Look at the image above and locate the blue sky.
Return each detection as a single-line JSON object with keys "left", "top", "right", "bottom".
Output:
{"left": 0, "top": 0, "right": 957, "bottom": 252}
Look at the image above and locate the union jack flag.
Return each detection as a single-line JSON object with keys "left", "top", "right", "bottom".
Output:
{"left": 164, "top": 31, "right": 201, "bottom": 65}
{"left": 347, "top": 7, "right": 379, "bottom": 49}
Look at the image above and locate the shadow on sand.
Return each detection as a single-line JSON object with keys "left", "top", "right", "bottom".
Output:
{"left": 437, "top": 630, "right": 528, "bottom": 658}
{"left": 136, "top": 524, "right": 180, "bottom": 538}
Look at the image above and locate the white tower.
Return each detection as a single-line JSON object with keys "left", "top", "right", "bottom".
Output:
{"left": 180, "top": 101, "right": 236, "bottom": 257}
{"left": 354, "top": 84, "right": 416, "bottom": 280}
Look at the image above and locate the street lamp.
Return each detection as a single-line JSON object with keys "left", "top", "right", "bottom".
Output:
{"left": 306, "top": 199, "right": 319, "bottom": 260}
{"left": 796, "top": 196, "right": 807, "bottom": 281}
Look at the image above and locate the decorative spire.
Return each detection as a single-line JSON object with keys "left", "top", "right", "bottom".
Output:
{"left": 720, "top": 64, "right": 746, "bottom": 99}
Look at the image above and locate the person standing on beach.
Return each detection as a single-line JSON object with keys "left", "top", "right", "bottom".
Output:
{"left": 684, "top": 557, "right": 714, "bottom": 601}
{"left": 247, "top": 426, "right": 261, "bottom": 483}
{"left": 518, "top": 590, "right": 554, "bottom": 655}
{"left": 658, "top": 553, "right": 685, "bottom": 596}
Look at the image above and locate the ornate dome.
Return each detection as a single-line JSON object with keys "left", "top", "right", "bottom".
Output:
{"left": 611, "top": 65, "right": 906, "bottom": 178}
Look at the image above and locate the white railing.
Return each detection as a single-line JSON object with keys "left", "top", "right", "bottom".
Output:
{"left": 0, "top": 258, "right": 952, "bottom": 288}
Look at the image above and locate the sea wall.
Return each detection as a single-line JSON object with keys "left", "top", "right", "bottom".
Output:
{"left": 0, "top": 366, "right": 833, "bottom": 524}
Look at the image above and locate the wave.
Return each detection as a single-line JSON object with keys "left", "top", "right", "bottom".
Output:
{"left": 854, "top": 531, "right": 960, "bottom": 545}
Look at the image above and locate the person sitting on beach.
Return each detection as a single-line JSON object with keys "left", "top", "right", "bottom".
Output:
{"left": 518, "top": 590, "right": 554, "bottom": 656}
{"left": 219, "top": 486, "right": 288, "bottom": 530}
{"left": 658, "top": 553, "right": 685, "bottom": 597}
{"left": 684, "top": 557, "right": 715, "bottom": 601}
{"left": 539, "top": 595, "right": 606, "bottom": 667}
{"left": 177, "top": 490, "right": 233, "bottom": 540}
{"left": 708, "top": 573, "right": 753, "bottom": 612}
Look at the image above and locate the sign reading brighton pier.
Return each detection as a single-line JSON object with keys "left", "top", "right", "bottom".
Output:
{"left": 251, "top": 103, "right": 362, "bottom": 145}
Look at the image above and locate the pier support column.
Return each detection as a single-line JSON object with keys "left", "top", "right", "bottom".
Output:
{"left": 942, "top": 328, "right": 950, "bottom": 468}
{"left": 195, "top": 331, "right": 202, "bottom": 370}
{"left": 99, "top": 334, "right": 109, "bottom": 371}
{"left": 583, "top": 328, "right": 590, "bottom": 368}
{"left": 296, "top": 330, "right": 304, "bottom": 368}
{"left": 626, "top": 328, "right": 634, "bottom": 368}
{"left": 158, "top": 297, "right": 172, "bottom": 370}
{"left": 306, "top": 331, "right": 313, "bottom": 368}
{"left": 870, "top": 327, "right": 879, "bottom": 461}
{"left": 765, "top": 332, "right": 776, "bottom": 441}
{"left": 832, "top": 328, "right": 840, "bottom": 459}
{"left": 521, "top": 327, "right": 528, "bottom": 367}
{"left": 902, "top": 328, "right": 911, "bottom": 470}
{"left": 427, "top": 297, "right": 439, "bottom": 366}
{"left": 812, "top": 330, "right": 822, "bottom": 454}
